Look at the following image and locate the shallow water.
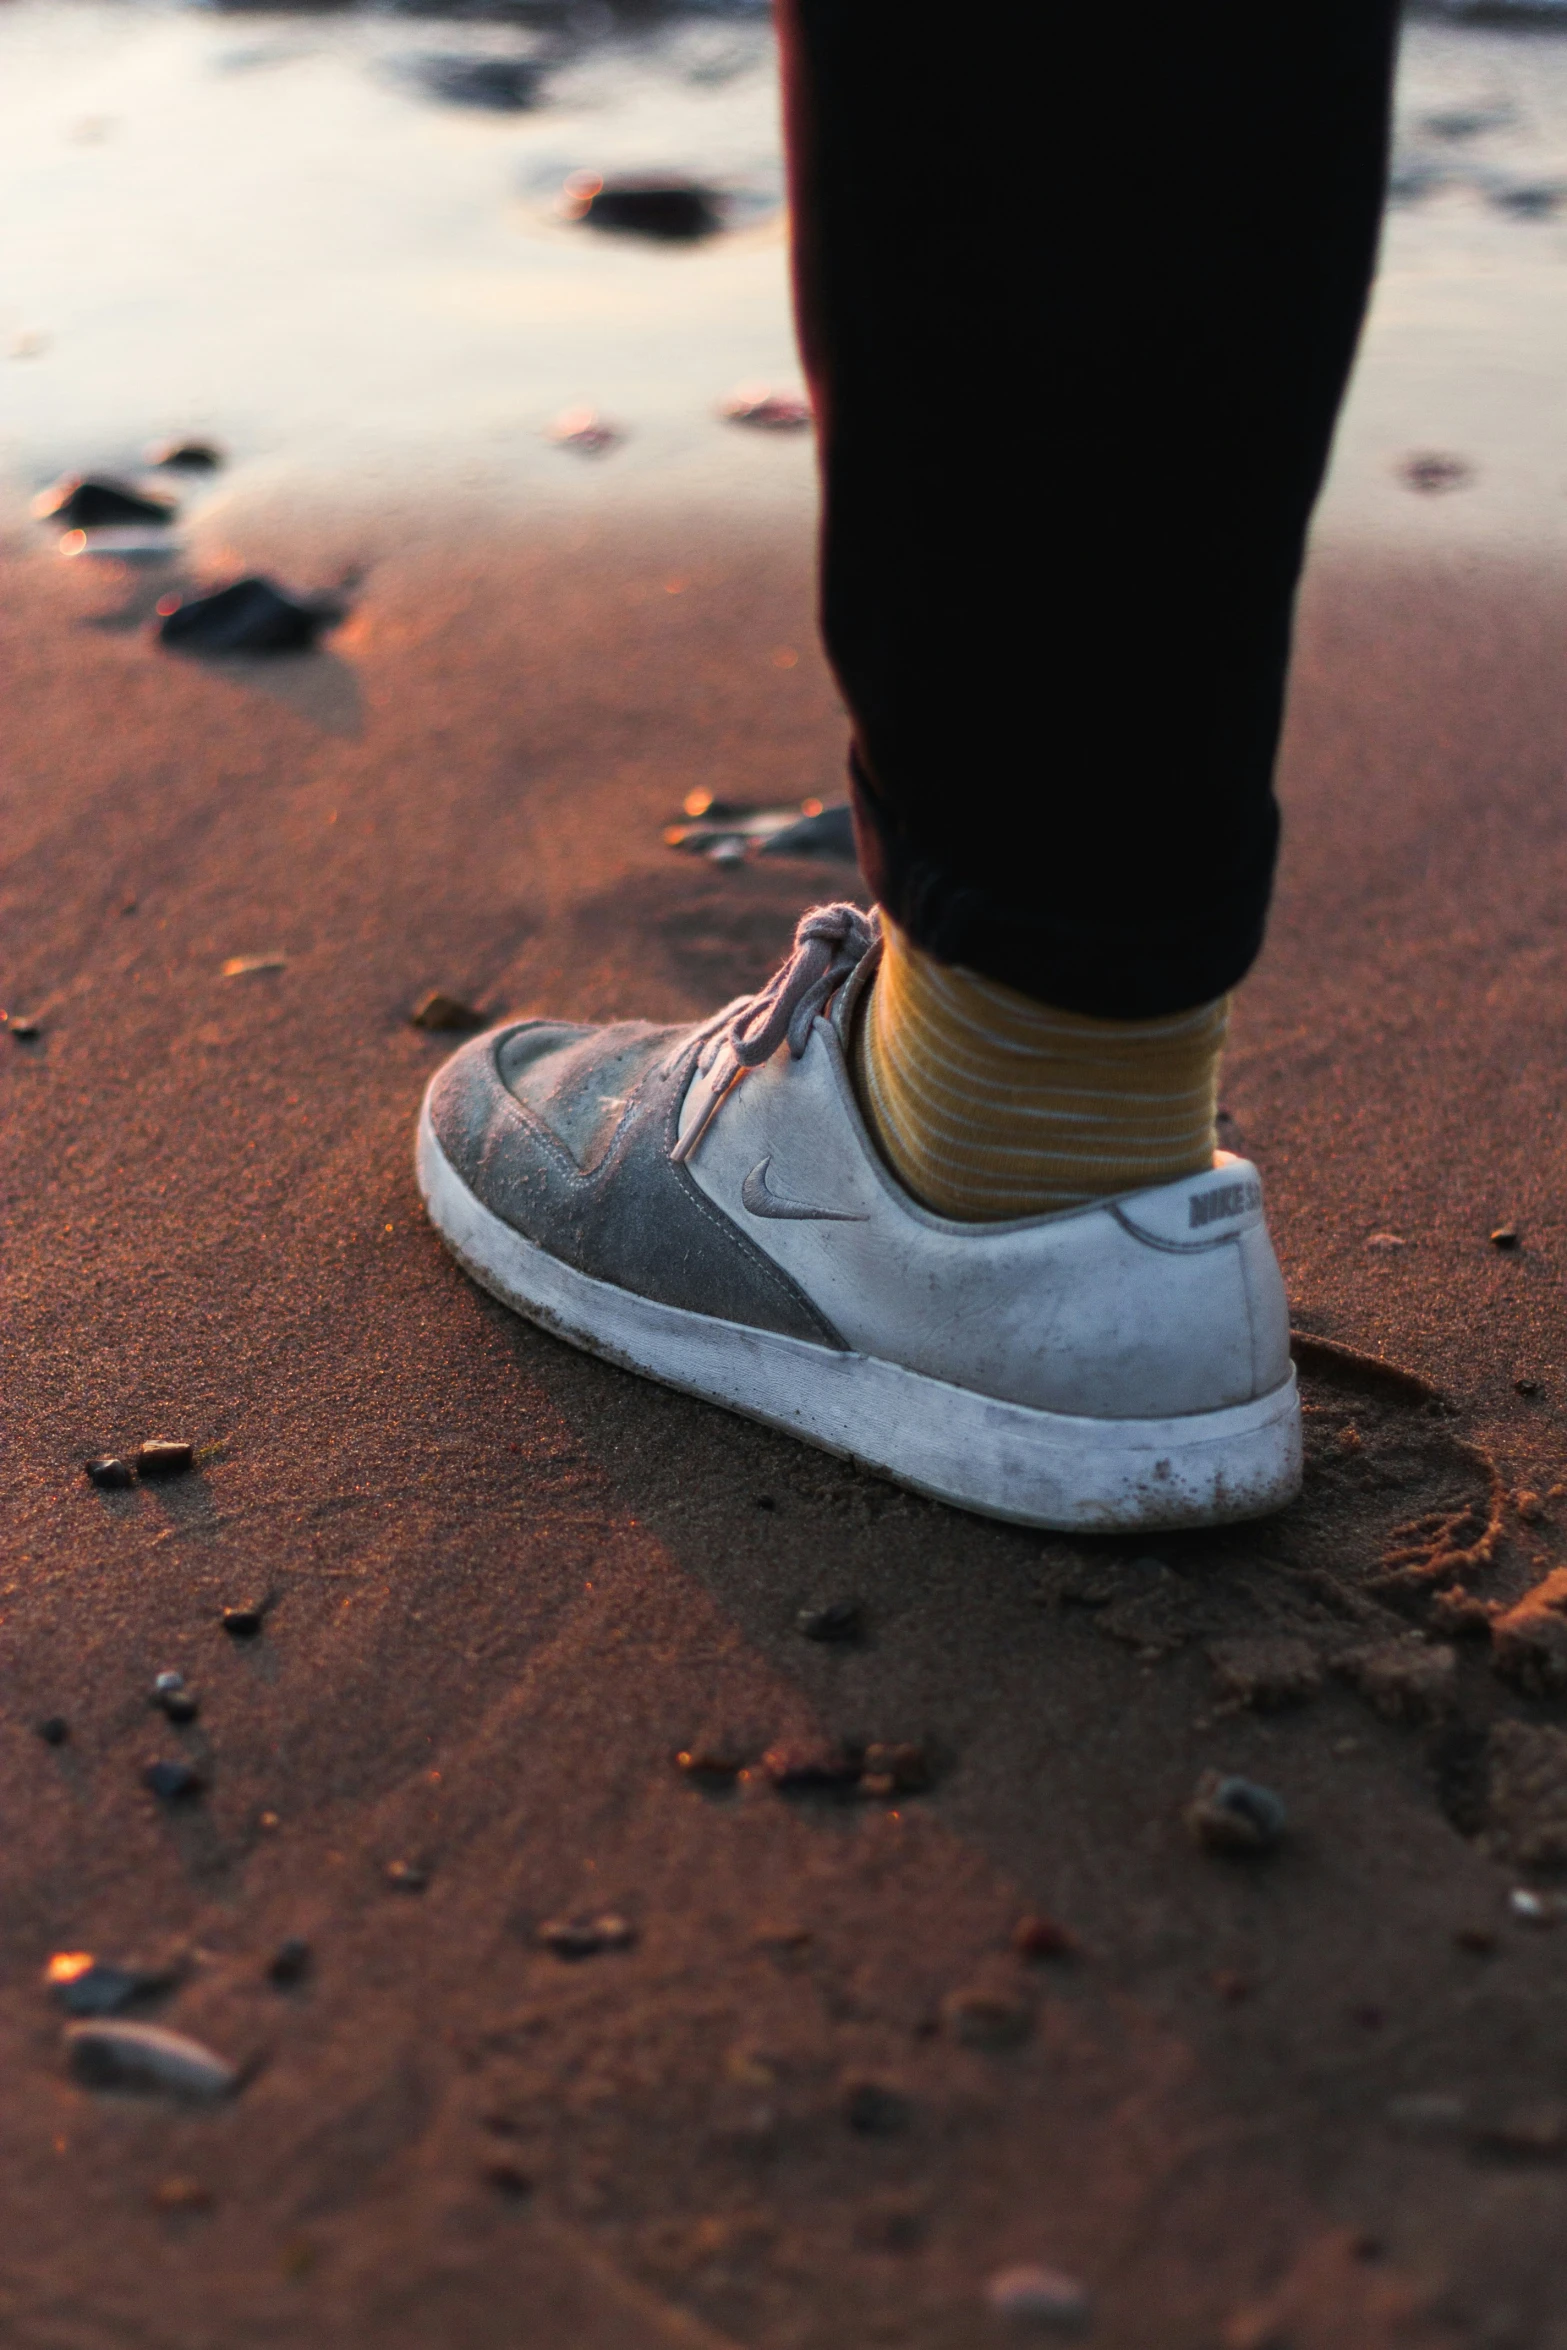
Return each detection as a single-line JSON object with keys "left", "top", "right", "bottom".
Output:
{"left": 2, "top": 5, "right": 1567, "bottom": 561}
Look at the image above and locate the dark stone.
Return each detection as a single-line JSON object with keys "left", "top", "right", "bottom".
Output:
{"left": 159, "top": 1691, "right": 200, "bottom": 1726}
{"left": 267, "top": 1936, "right": 312, "bottom": 1987}
{"left": 85, "top": 1456, "right": 135, "bottom": 1490}
{"left": 757, "top": 804, "right": 857, "bottom": 861}
{"left": 385, "top": 1860, "right": 429, "bottom": 1892}
{"left": 1184, "top": 1770, "right": 1287, "bottom": 1854}
{"left": 538, "top": 1913, "right": 634, "bottom": 1958}
{"left": 144, "top": 1758, "right": 204, "bottom": 1802}
{"left": 410, "top": 991, "right": 487, "bottom": 1033}
{"left": 416, "top": 55, "right": 545, "bottom": 109}
{"left": 571, "top": 174, "right": 723, "bottom": 242}
{"left": 1490, "top": 1225, "right": 1522, "bottom": 1250}
{"left": 145, "top": 439, "right": 224, "bottom": 471}
{"left": 482, "top": 2158, "right": 533, "bottom": 2198}
{"left": 842, "top": 2077, "right": 911, "bottom": 2135}
{"left": 53, "top": 1960, "right": 177, "bottom": 2016}
{"left": 795, "top": 1599, "right": 862, "bottom": 1643}
{"left": 1517, "top": 1378, "right": 1543, "bottom": 1397}
{"left": 221, "top": 1606, "right": 264, "bottom": 1637}
{"left": 36, "top": 1715, "right": 69, "bottom": 1746}
{"left": 33, "top": 474, "right": 176, "bottom": 529}
{"left": 158, "top": 576, "right": 338, "bottom": 656}
{"left": 137, "top": 1439, "right": 194, "bottom": 1478}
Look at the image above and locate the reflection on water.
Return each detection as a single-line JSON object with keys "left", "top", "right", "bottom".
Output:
{"left": 3, "top": 2, "right": 1567, "bottom": 559}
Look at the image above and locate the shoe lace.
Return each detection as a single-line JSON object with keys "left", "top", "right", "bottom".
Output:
{"left": 668, "top": 900, "right": 879, "bottom": 1164}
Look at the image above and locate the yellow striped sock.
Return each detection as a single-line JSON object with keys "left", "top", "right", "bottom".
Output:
{"left": 854, "top": 917, "right": 1227, "bottom": 1221}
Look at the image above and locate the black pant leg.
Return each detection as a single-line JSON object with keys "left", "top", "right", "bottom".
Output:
{"left": 777, "top": 1, "right": 1400, "bottom": 1017}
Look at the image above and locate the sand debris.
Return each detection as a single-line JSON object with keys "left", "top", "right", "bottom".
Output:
{"left": 1185, "top": 1771, "right": 1286, "bottom": 1854}
{"left": 66, "top": 2019, "right": 237, "bottom": 2099}
{"left": 1336, "top": 1637, "right": 1456, "bottom": 1723}
{"left": 1485, "top": 1720, "right": 1567, "bottom": 1868}
{"left": 1491, "top": 1569, "right": 1567, "bottom": 1695}
{"left": 1208, "top": 1635, "right": 1323, "bottom": 1710}
{"left": 984, "top": 2262, "right": 1093, "bottom": 2331}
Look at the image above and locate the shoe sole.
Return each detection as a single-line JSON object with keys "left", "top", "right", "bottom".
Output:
{"left": 417, "top": 1110, "right": 1303, "bottom": 1533}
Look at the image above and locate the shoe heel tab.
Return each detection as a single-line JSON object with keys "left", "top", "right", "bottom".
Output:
{"left": 1114, "top": 1156, "right": 1266, "bottom": 1250}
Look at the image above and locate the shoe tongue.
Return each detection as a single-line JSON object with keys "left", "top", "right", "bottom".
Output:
{"left": 828, "top": 933, "right": 882, "bottom": 1045}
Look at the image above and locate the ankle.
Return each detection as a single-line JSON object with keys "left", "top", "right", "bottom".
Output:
{"left": 852, "top": 917, "right": 1225, "bottom": 1222}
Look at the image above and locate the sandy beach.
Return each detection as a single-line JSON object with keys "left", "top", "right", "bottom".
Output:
{"left": 6, "top": 8, "right": 1567, "bottom": 2346}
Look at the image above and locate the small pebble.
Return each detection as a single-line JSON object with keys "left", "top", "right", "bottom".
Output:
{"left": 267, "top": 1936, "right": 312, "bottom": 1987}
{"left": 547, "top": 405, "right": 623, "bottom": 456}
{"left": 159, "top": 1690, "right": 200, "bottom": 1725}
{"left": 1470, "top": 2103, "right": 1567, "bottom": 2160}
{"left": 720, "top": 386, "right": 813, "bottom": 431}
{"left": 1454, "top": 1926, "right": 1498, "bottom": 1955}
{"left": 1184, "top": 1770, "right": 1287, "bottom": 1854}
{"left": 1509, "top": 1887, "right": 1559, "bottom": 1925}
{"left": 1012, "top": 1913, "right": 1081, "bottom": 1961}
{"left": 152, "top": 2175, "right": 214, "bottom": 2212}
{"left": 1401, "top": 451, "right": 1472, "bottom": 495}
{"left": 1517, "top": 1378, "right": 1543, "bottom": 1397}
{"left": 4, "top": 1013, "right": 41, "bottom": 1039}
{"left": 1490, "top": 1225, "right": 1521, "bottom": 1250}
{"left": 137, "top": 1439, "right": 194, "bottom": 1478}
{"left": 537, "top": 1913, "right": 634, "bottom": 1959}
{"left": 795, "top": 1599, "right": 862, "bottom": 1643}
{"left": 47, "top": 1956, "right": 176, "bottom": 2016}
{"left": 32, "top": 474, "right": 176, "bottom": 529}
{"left": 1212, "top": 1969, "right": 1252, "bottom": 2003}
{"left": 561, "top": 171, "right": 723, "bottom": 241}
{"left": 143, "top": 1758, "right": 204, "bottom": 1802}
{"left": 482, "top": 2158, "right": 533, "bottom": 2198}
{"left": 66, "top": 2018, "right": 237, "bottom": 2099}
{"left": 85, "top": 1456, "right": 135, "bottom": 1490}
{"left": 842, "top": 2076, "right": 910, "bottom": 2135}
{"left": 384, "top": 1860, "right": 428, "bottom": 1893}
{"left": 984, "top": 2262, "right": 1092, "bottom": 2332}
{"left": 221, "top": 954, "right": 286, "bottom": 978}
{"left": 410, "top": 991, "right": 486, "bottom": 1033}
{"left": 675, "top": 1745, "right": 745, "bottom": 1783}
{"left": 942, "top": 1984, "right": 1033, "bottom": 2049}
{"left": 221, "top": 1606, "right": 264, "bottom": 1638}
{"left": 36, "top": 1715, "right": 69, "bottom": 1746}
{"left": 860, "top": 1740, "right": 930, "bottom": 1796}
{"left": 145, "top": 438, "right": 224, "bottom": 471}
{"left": 153, "top": 1670, "right": 185, "bottom": 1696}
{"left": 760, "top": 1740, "right": 861, "bottom": 1790}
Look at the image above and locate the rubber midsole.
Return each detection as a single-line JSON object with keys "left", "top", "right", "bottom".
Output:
{"left": 416, "top": 1111, "right": 1302, "bottom": 1531}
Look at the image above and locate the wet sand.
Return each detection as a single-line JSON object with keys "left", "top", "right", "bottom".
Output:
{"left": 4, "top": 509, "right": 1567, "bottom": 2349}
{"left": 8, "top": 6, "right": 1567, "bottom": 2345}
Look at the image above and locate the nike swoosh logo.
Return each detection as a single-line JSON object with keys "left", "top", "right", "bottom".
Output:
{"left": 740, "top": 1156, "right": 870, "bottom": 1223}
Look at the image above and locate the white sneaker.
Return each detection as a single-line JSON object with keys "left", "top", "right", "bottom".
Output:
{"left": 416, "top": 904, "right": 1301, "bottom": 1531}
